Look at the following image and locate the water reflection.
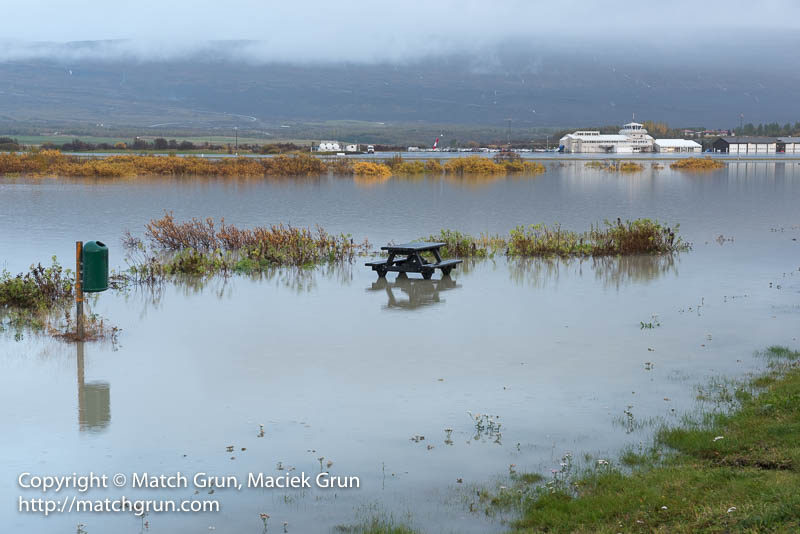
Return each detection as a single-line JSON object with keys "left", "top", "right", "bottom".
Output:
{"left": 510, "top": 254, "right": 678, "bottom": 289}
{"left": 591, "top": 255, "right": 678, "bottom": 289}
{"left": 367, "top": 274, "right": 460, "bottom": 310}
{"left": 119, "top": 262, "right": 356, "bottom": 315}
{"left": 76, "top": 342, "right": 110, "bottom": 433}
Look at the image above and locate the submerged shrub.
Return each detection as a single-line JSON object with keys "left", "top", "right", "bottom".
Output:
{"left": 353, "top": 161, "right": 392, "bottom": 177}
{"left": 444, "top": 155, "right": 506, "bottom": 175}
{"left": 128, "top": 213, "right": 371, "bottom": 279}
{"left": 670, "top": 157, "right": 725, "bottom": 171}
{"left": 585, "top": 161, "right": 643, "bottom": 172}
{"left": 0, "top": 259, "right": 73, "bottom": 310}
{"left": 428, "top": 219, "right": 687, "bottom": 259}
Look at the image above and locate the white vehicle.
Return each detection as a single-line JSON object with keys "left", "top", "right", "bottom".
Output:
{"left": 367, "top": 145, "right": 375, "bottom": 154}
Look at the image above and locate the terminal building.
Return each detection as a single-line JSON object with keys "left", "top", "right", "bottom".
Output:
{"left": 559, "top": 122, "right": 654, "bottom": 153}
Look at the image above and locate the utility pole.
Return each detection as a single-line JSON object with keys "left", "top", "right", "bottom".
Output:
{"left": 506, "top": 118, "right": 512, "bottom": 148}
{"left": 234, "top": 127, "right": 238, "bottom": 151}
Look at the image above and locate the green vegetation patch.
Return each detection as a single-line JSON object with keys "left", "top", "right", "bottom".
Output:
{"left": 123, "top": 213, "right": 370, "bottom": 282}
{"left": 427, "top": 219, "right": 688, "bottom": 259}
{"left": 488, "top": 347, "right": 800, "bottom": 533}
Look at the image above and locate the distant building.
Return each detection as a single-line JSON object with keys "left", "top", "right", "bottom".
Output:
{"left": 712, "top": 137, "right": 776, "bottom": 154}
{"left": 559, "top": 122, "right": 654, "bottom": 153}
{"left": 317, "top": 141, "right": 341, "bottom": 152}
{"left": 653, "top": 139, "right": 702, "bottom": 153}
{"left": 777, "top": 137, "right": 800, "bottom": 154}
{"left": 345, "top": 144, "right": 359, "bottom": 152}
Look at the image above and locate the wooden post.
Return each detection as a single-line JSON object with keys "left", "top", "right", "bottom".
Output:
{"left": 76, "top": 241, "right": 84, "bottom": 341}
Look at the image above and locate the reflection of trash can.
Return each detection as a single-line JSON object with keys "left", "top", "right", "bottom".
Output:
{"left": 82, "top": 241, "right": 108, "bottom": 292}
{"left": 79, "top": 382, "right": 111, "bottom": 432}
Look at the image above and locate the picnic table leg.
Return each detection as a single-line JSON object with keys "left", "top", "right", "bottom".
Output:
{"left": 432, "top": 248, "right": 443, "bottom": 263}
{"left": 376, "top": 252, "right": 394, "bottom": 277}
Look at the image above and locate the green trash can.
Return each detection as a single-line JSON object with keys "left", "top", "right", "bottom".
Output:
{"left": 82, "top": 240, "right": 108, "bottom": 293}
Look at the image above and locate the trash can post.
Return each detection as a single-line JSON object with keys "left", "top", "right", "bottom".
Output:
{"left": 76, "top": 241, "right": 84, "bottom": 341}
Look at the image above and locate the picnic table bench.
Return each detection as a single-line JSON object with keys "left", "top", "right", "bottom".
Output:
{"left": 366, "top": 242, "right": 462, "bottom": 279}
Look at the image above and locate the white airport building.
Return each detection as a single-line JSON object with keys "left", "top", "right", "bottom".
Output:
{"left": 653, "top": 139, "right": 702, "bottom": 153}
{"left": 559, "top": 122, "right": 655, "bottom": 153}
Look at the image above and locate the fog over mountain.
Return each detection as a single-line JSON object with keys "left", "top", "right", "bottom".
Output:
{"left": 1, "top": 1, "right": 798, "bottom": 130}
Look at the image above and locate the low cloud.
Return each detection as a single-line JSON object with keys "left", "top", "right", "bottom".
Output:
{"left": 1, "top": 1, "right": 798, "bottom": 64}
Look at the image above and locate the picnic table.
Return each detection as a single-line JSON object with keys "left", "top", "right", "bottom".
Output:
{"left": 366, "top": 242, "right": 462, "bottom": 279}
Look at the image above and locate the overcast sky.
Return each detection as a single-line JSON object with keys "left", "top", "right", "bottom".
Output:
{"left": 2, "top": 0, "right": 799, "bottom": 63}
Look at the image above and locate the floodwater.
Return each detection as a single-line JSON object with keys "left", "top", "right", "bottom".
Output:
{"left": 1, "top": 161, "right": 799, "bottom": 533}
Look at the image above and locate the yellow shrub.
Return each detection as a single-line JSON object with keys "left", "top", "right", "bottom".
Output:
{"left": 353, "top": 161, "right": 392, "bottom": 177}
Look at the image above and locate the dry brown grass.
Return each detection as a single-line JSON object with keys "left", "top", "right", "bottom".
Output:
{"left": 669, "top": 157, "right": 725, "bottom": 171}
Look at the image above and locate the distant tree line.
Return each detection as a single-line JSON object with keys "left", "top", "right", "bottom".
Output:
{"left": 734, "top": 122, "right": 800, "bottom": 137}
{"left": 38, "top": 138, "right": 309, "bottom": 153}
{"left": 0, "top": 136, "right": 20, "bottom": 151}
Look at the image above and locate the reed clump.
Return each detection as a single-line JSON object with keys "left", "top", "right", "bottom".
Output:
{"left": 509, "top": 219, "right": 685, "bottom": 256}
{"left": 618, "top": 161, "right": 644, "bottom": 172}
{"left": 429, "top": 219, "right": 687, "bottom": 259}
{"left": 127, "top": 213, "right": 370, "bottom": 279}
{"left": 669, "top": 157, "right": 725, "bottom": 171}
{"left": 586, "top": 161, "right": 644, "bottom": 172}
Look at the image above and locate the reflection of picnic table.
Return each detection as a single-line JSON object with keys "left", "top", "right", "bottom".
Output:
{"left": 368, "top": 275, "right": 459, "bottom": 310}
{"left": 365, "top": 242, "right": 462, "bottom": 279}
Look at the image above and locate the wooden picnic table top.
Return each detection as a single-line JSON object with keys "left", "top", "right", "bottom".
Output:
{"left": 381, "top": 242, "right": 446, "bottom": 253}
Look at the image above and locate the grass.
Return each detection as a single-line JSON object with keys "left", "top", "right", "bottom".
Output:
{"left": 123, "top": 213, "right": 370, "bottom": 281}
{"left": 334, "top": 518, "right": 418, "bottom": 534}
{"left": 335, "top": 505, "right": 417, "bottom": 534}
{"left": 485, "top": 346, "right": 800, "bottom": 533}
{"left": 670, "top": 157, "right": 726, "bottom": 171}
{"left": 586, "top": 161, "right": 645, "bottom": 172}
{"left": 426, "top": 219, "right": 688, "bottom": 258}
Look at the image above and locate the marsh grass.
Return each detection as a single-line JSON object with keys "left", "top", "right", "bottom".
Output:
{"left": 585, "top": 161, "right": 644, "bottom": 172}
{"left": 485, "top": 346, "right": 800, "bottom": 533}
{"left": 0, "top": 150, "right": 544, "bottom": 179}
{"left": 670, "top": 157, "right": 726, "bottom": 171}
{"left": 125, "top": 213, "right": 370, "bottom": 280}
{"left": 444, "top": 155, "right": 546, "bottom": 176}
{"left": 425, "top": 219, "right": 687, "bottom": 260}
{"left": 0, "top": 150, "right": 330, "bottom": 177}
{"left": 335, "top": 505, "right": 417, "bottom": 534}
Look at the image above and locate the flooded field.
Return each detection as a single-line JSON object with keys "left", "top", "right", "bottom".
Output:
{"left": 1, "top": 161, "right": 799, "bottom": 533}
